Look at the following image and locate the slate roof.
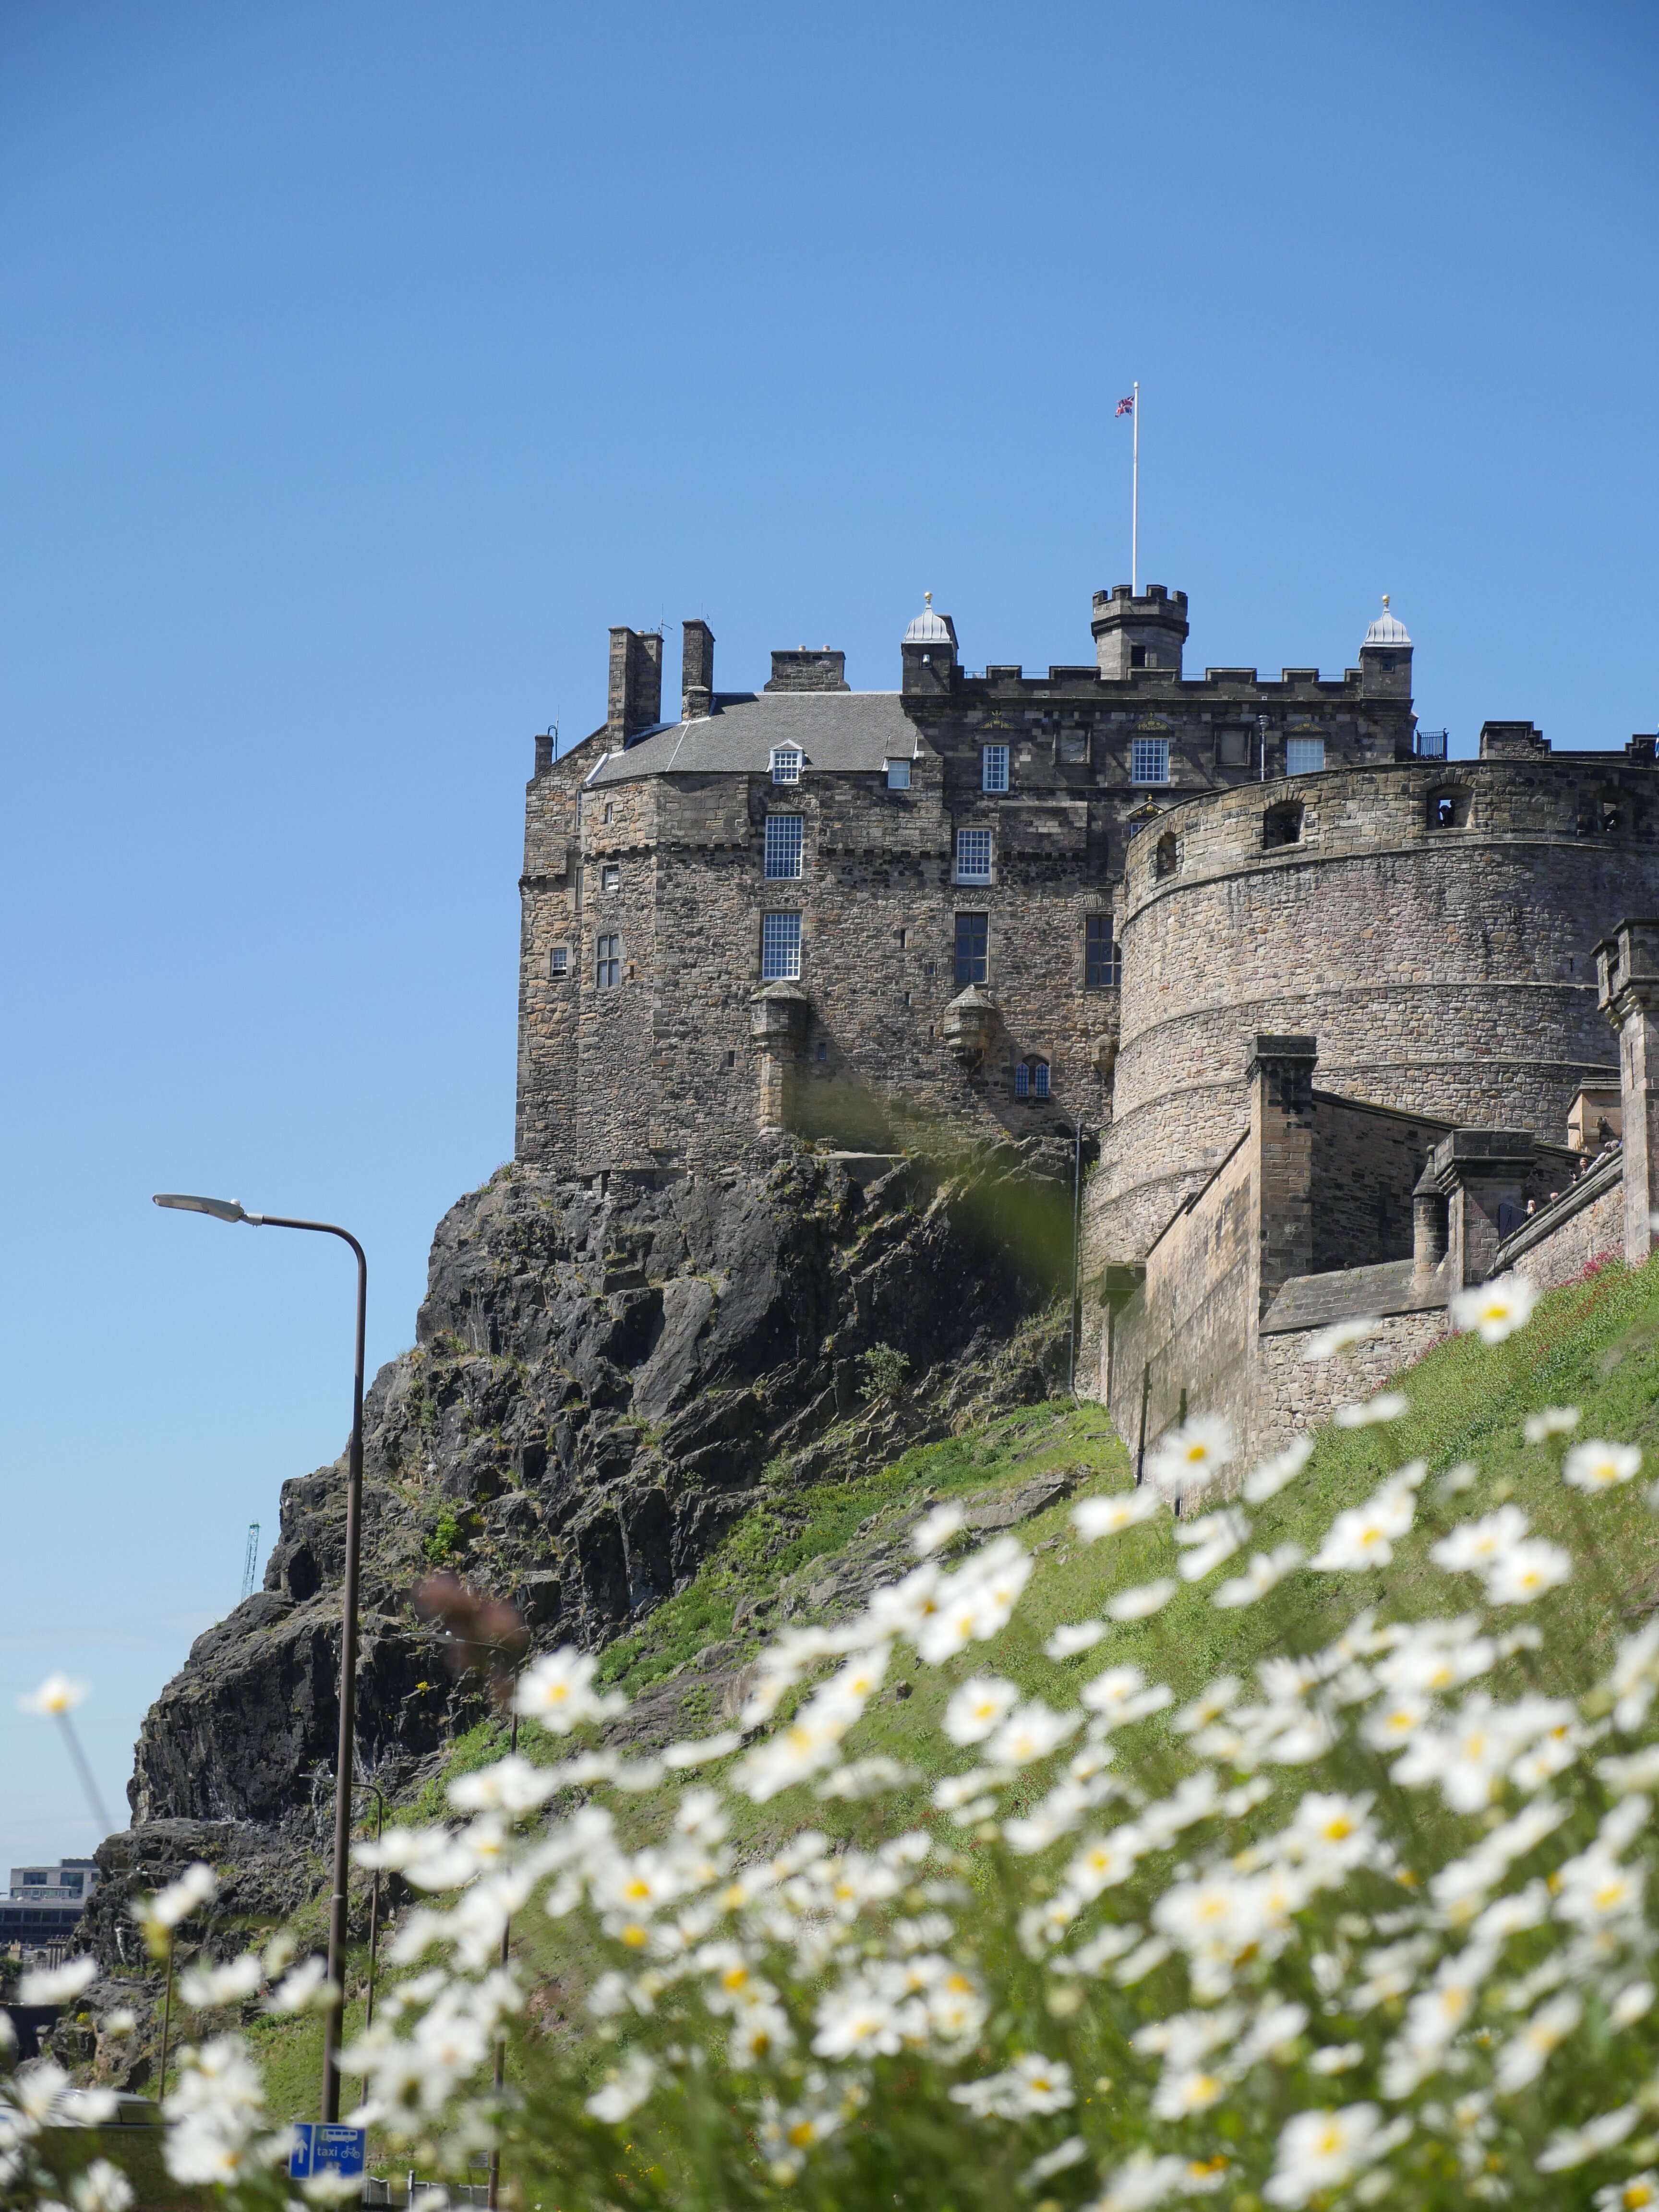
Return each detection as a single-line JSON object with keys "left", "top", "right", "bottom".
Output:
{"left": 588, "top": 692, "right": 919, "bottom": 785}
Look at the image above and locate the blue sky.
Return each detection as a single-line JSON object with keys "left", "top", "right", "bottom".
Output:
{"left": 2, "top": 1, "right": 1655, "bottom": 1871}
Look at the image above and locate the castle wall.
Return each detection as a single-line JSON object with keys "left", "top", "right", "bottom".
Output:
{"left": 1253, "top": 1309, "right": 1450, "bottom": 1460}
{"left": 517, "top": 737, "right": 1125, "bottom": 1174}
{"left": 1492, "top": 1151, "right": 1624, "bottom": 1295}
{"left": 1311, "top": 1093, "right": 1451, "bottom": 1274}
{"left": 1106, "top": 1133, "right": 1255, "bottom": 1469}
{"left": 1089, "top": 759, "right": 1659, "bottom": 1267}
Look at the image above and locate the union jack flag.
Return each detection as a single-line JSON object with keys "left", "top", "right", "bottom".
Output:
{"left": 1116, "top": 395, "right": 1134, "bottom": 416}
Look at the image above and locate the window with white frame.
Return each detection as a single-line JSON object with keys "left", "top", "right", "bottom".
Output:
{"left": 955, "top": 828, "right": 993, "bottom": 883}
{"left": 770, "top": 745, "right": 802, "bottom": 784}
{"left": 764, "top": 814, "right": 804, "bottom": 878}
{"left": 886, "top": 757, "right": 911, "bottom": 790}
{"left": 601, "top": 863, "right": 621, "bottom": 893}
{"left": 981, "top": 744, "right": 1010, "bottom": 793}
{"left": 595, "top": 934, "right": 622, "bottom": 988}
{"left": 761, "top": 911, "right": 802, "bottom": 980}
{"left": 1130, "top": 737, "right": 1170, "bottom": 785}
{"left": 549, "top": 947, "right": 568, "bottom": 979}
{"left": 1286, "top": 736, "right": 1326, "bottom": 776}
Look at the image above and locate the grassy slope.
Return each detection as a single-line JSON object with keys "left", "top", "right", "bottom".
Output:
{"left": 257, "top": 1256, "right": 1659, "bottom": 2160}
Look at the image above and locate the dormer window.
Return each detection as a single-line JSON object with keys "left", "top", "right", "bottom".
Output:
{"left": 770, "top": 745, "right": 802, "bottom": 785}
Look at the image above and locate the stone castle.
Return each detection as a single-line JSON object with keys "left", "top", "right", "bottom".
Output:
{"left": 516, "top": 586, "right": 1659, "bottom": 1465}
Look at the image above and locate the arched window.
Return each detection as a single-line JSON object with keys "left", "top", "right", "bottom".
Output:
{"left": 1263, "top": 800, "right": 1303, "bottom": 849}
{"left": 1014, "top": 1058, "right": 1050, "bottom": 1102}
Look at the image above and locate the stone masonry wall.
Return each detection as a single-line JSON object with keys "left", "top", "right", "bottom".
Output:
{"left": 1311, "top": 1094, "right": 1452, "bottom": 1274}
{"left": 1495, "top": 1156, "right": 1625, "bottom": 1295}
{"left": 1105, "top": 1135, "right": 1255, "bottom": 1467}
{"left": 518, "top": 732, "right": 1126, "bottom": 1174}
{"left": 1253, "top": 1310, "right": 1451, "bottom": 1460}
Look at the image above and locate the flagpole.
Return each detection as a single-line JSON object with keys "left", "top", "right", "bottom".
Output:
{"left": 1130, "top": 382, "right": 1140, "bottom": 594}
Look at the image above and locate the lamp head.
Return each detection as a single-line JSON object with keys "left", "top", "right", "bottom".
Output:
{"left": 153, "top": 1192, "right": 252, "bottom": 1225}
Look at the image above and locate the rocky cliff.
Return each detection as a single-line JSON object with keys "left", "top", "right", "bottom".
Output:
{"left": 124, "top": 1138, "right": 1076, "bottom": 1837}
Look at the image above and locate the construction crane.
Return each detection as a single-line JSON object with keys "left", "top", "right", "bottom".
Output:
{"left": 240, "top": 1522, "right": 261, "bottom": 1603}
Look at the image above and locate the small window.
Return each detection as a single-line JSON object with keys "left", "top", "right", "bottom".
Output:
{"left": 761, "top": 911, "right": 802, "bottom": 980}
{"left": 549, "top": 947, "right": 569, "bottom": 979}
{"left": 1600, "top": 795, "right": 1624, "bottom": 835}
{"left": 770, "top": 745, "right": 802, "bottom": 784}
{"left": 1263, "top": 801, "right": 1303, "bottom": 849}
{"left": 1216, "top": 728, "right": 1250, "bottom": 768}
{"left": 1129, "top": 645, "right": 1147, "bottom": 670}
{"left": 1286, "top": 737, "right": 1325, "bottom": 776}
{"left": 726, "top": 1050, "right": 736, "bottom": 1067}
{"left": 956, "top": 828, "right": 993, "bottom": 883}
{"left": 595, "top": 933, "right": 622, "bottom": 989}
{"left": 764, "top": 814, "right": 804, "bottom": 879}
{"left": 603, "top": 803, "right": 613, "bottom": 823}
{"left": 1130, "top": 737, "right": 1169, "bottom": 785}
{"left": 955, "top": 912, "right": 988, "bottom": 986}
{"left": 816, "top": 1042, "right": 828, "bottom": 1062}
{"left": 601, "top": 863, "right": 621, "bottom": 893}
{"left": 1428, "top": 785, "right": 1471, "bottom": 830}
{"left": 982, "top": 744, "right": 1010, "bottom": 793}
{"left": 1155, "top": 832, "right": 1178, "bottom": 878}
{"left": 886, "top": 757, "right": 912, "bottom": 790}
{"left": 1014, "top": 1058, "right": 1050, "bottom": 1101}
{"left": 1086, "top": 914, "right": 1121, "bottom": 988}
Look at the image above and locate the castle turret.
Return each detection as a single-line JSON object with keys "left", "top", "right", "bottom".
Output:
{"left": 1358, "top": 596, "right": 1412, "bottom": 700}
{"left": 1091, "top": 585, "right": 1189, "bottom": 678}
{"left": 900, "top": 592, "right": 958, "bottom": 697}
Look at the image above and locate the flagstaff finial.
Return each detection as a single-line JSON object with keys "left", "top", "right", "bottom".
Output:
{"left": 1382, "top": 594, "right": 1390, "bottom": 610}
{"left": 925, "top": 590, "right": 932, "bottom": 606}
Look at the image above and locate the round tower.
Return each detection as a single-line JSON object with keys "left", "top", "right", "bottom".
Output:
{"left": 1088, "top": 756, "right": 1659, "bottom": 1262}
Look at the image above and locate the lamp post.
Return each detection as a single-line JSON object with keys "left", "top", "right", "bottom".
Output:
{"left": 153, "top": 1191, "right": 367, "bottom": 2123}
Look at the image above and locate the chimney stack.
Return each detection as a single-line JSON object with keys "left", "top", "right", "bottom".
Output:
{"left": 682, "top": 620, "right": 715, "bottom": 720}
{"left": 607, "top": 626, "right": 664, "bottom": 748}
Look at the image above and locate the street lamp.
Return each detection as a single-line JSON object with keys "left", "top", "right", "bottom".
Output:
{"left": 153, "top": 1191, "right": 367, "bottom": 2123}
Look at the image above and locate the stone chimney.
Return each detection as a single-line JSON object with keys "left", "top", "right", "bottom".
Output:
{"left": 681, "top": 620, "right": 715, "bottom": 721}
{"left": 607, "top": 626, "right": 664, "bottom": 747}
{"left": 764, "top": 649, "right": 849, "bottom": 693}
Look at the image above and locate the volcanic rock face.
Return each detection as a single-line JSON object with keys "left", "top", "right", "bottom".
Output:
{"left": 124, "top": 1141, "right": 1071, "bottom": 1834}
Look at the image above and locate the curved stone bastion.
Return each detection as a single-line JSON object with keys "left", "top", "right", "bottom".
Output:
{"left": 1088, "top": 755, "right": 1659, "bottom": 1264}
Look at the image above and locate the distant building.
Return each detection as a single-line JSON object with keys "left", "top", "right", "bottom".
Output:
{"left": 1, "top": 1859, "right": 97, "bottom": 1953}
